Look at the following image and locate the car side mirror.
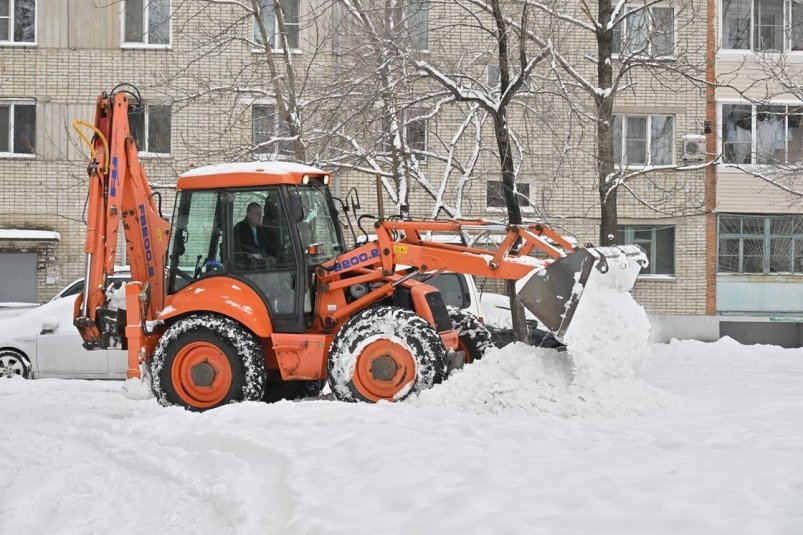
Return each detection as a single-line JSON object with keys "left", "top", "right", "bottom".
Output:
{"left": 40, "top": 318, "right": 59, "bottom": 335}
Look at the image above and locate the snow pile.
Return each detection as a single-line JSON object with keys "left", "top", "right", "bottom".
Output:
{"left": 121, "top": 376, "right": 154, "bottom": 400}
{"left": 563, "top": 273, "right": 652, "bottom": 386}
{"left": 416, "top": 274, "right": 667, "bottom": 417}
{"left": 412, "top": 342, "right": 669, "bottom": 418}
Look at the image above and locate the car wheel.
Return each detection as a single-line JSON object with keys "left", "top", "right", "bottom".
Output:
{"left": 0, "top": 349, "right": 31, "bottom": 378}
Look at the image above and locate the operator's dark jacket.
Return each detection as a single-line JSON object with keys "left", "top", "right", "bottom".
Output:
{"left": 233, "top": 220, "right": 279, "bottom": 265}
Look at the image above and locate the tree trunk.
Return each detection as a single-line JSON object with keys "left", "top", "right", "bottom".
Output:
{"left": 494, "top": 110, "right": 528, "bottom": 343}
{"left": 597, "top": 0, "right": 617, "bottom": 246}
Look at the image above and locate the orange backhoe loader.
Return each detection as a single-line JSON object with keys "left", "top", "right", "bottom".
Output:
{"left": 73, "top": 86, "right": 647, "bottom": 410}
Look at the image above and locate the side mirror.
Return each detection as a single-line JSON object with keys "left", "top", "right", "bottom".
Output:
{"left": 40, "top": 318, "right": 59, "bottom": 335}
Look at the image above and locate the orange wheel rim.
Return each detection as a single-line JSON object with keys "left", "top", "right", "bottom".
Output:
{"left": 352, "top": 338, "right": 416, "bottom": 402}
{"left": 457, "top": 339, "right": 473, "bottom": 364}
{"left": 171, "top": 341, "right": 233, "bottom": 408}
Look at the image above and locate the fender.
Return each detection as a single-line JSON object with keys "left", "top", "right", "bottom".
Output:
{"left": 159, "top": 276, "right": 273, "bottom": 338}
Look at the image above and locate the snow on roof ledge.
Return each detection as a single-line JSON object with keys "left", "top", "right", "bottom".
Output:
{"left": 182, "top": 161, "right": 325, "bottom": 177}
{"left": 0, "top": 229, "right": 61, "bottom": 241}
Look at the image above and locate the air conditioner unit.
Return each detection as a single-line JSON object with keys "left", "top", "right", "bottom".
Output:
{"left": 682, "top": 134, "right": 707, "bottom": 162}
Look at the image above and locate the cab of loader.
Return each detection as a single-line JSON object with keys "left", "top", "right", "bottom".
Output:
{"left": 166, "top": 163, "right": 344, "bottom": 333}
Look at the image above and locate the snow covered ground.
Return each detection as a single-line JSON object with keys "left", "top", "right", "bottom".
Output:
{"left": 1, "top": 338, "right": 801, "bottom": 534}
{"left": 2, "top": 282, "right": 802, "bottom": 534}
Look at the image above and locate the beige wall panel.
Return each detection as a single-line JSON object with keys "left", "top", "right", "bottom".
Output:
{"left": 716, "top": 170, "right": 801, "bottom": 213}
{"left": 68, "top": 0, "right": 120, "bottom": 50}
{"left": 38, "top": 101, "right": 67, "bottom": 159}
{"left": 38, "top": 0, "right": 69, "bottom": 48}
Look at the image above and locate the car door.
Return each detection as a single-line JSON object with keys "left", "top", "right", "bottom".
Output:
{"left": 35, "top": 299, "right": 109, "bottom": 377}
{"left": 104, "top": 276, "right": 130, "bottom": 378}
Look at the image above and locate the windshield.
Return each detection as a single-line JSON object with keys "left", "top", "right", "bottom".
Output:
{"left": 293, "top": 185, "right": 343, "bottom": 263}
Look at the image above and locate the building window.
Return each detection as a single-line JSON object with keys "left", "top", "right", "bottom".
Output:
{"left": 0, "top": 101, "right": 36, "bottom": 156}
{"left": 253, "top": 104, "right": 294, "bottom": 157}
{"left": 380, "top": 110, "right": 428, "bottom": 161}
{"left": 254, "top": 0, "right": 300, "bottom": 51}
{"left": 613, "top": 115, "right": 674, "bottom": 166}
{"left": 722, "top": 104, "right": 803, "bottom": 164}
{"left": 486, "top": 180, "right": 530, "bottom": 209}
{"left": 487, "top": 64, "right": 500, "bottom": 87}
{"left": 393, "top": 0, "right": 428, "bottom": 50}
{"left": 0, "top": 0, "right": 34, "bottom": 43}
{"left": 128, "top": 104, "right": 171, "bottom": 155}
{"left": 722, "top": 0, "right": 803, "bottom": 51}
{"left": 617, "top": 225, "right": 675, "bottom": 275}
{"left": 718, "top": 215, "right": 803, "bottom": 274}
{"left": 612, "top": 5, "right": 675, "bottom": 57}
{"left": 124, "top": 0, "right": 170, "bottom": 46}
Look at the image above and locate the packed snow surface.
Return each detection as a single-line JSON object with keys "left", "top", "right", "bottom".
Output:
{"left": 2, "top": 338, "right": 802, "bottom": 534}
{"left": 2, "top": 283, "right": 802, "bottom": 533}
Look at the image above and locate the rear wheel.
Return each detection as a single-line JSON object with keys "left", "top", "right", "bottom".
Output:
{"left": 447, "top": 307, "right": 495, "bottom": 364}
{"left": 328, "top": 306, "right": 447, "bottom": 403}
{"left": 0, "top": 349, "right": 30, "bottom": 378}
{"left": 151, "top": 314, "right": 266, "bottom": 411}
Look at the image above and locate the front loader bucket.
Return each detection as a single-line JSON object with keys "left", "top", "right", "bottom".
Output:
{"left": 516, "top": 245, "right": 647, "bottom": 340}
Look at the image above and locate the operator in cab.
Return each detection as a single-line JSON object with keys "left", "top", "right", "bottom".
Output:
{"left": 233, "top": 202, "right": 278, "bottom": 270}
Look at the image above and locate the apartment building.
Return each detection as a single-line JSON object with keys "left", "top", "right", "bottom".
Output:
{"left": 713, "top": 0, "right": 803, "bottom": 344}
{"left": 0, "top": 0, "right": 713, "bottom": 329}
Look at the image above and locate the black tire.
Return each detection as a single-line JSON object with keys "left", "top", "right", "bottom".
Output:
{"left": 328, "top": 306, "right": 447, "bottom": 403}
{"left": 262, "top": 372, "right": 325, "bottom": 403}
{"left": 151, "top": 314, "right": 266, "bottom": 411}
{"left": 530, "top": 328, "right": 568, "bottom": 352}
{"left": 0, "top": 349, "right": 31, "bottom": 378}
{"left": 447, "top": 307, "right": 495, "bottom": 364}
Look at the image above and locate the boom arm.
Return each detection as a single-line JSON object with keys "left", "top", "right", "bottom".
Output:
{"left": 316, "top": 218, "right": 646, "bottom": 339}
{"left": 74, "top": 91, "right": 171, "bottom": 348}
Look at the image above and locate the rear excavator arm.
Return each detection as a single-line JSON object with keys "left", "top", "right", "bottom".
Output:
{"left": 317, "top": 219, "right": 646, "bottom": 339}
{"left": 73, "top": 90, "right": 171, "bottom": 349}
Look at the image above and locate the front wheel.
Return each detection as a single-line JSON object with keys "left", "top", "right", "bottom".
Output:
{"left": 328, "top": 306, "right": 447, "bottom": 403}
{"left": 0, "top": 349, "right": 30, "bottom": 378}
{"left": 151, "top": 314, "right": 266, "bottom": 411}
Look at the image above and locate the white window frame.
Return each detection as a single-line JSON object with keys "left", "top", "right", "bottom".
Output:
{"left": 718, "top": 99, "right": 803, "bottom": 167}
{"left": 0, "top": 99, "right": 36, "bottom": 158}
{"left": 614, "top": 114, "right": 675, "bottom": 168}
{"left": 133, "top": 103, "right": 172, "bottom": 157}
{"left": 252, "top": 0, "right": 301, "bottom": 53}
{"left": 0, "top": 0, "right": 36, "bottom": 46}
{"left": 251, "top": 102, "right": 295, "bottom": 159}
{"left": 719, "top": 0, "right": 803, "bottom": 57}
{"left": 612, "top": 3, "right": 676, "bottom": 60}
{"left": 121, "top": 0, "right": 172, "bottom": 49}
{"left": 485, "top": 180, "right": 534, "bottom": 213}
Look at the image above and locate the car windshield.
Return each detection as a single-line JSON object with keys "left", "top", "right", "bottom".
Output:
{"left": 292, "top": 185, "right": 343, "bottom": 263}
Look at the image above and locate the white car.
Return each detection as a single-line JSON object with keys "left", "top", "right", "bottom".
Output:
{"left": 0, "top": 271, "right": 131, "bottom": 379}
{"left": 0, "top": 270, "right": 483, "bottom": 379}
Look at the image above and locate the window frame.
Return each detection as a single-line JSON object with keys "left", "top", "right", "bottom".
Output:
{"left": 612, "top": 4, "right": 676, "bottom": 59}
{"left": 717, "top": 214, "right": 803, "bottom": 274}
{"left": 0, "top": 0, "right": 36, "bottom": 46}
{"left": 718, "top": 100, "right": 803, "bottom": 166}
{"left": 485, "top": 180, "right": 533, "bottom": 212}
{"left": 130, "top": 103, "right": 172, "bottom": 157}
{"left": 613, "top": 113, "right": 675, "bottom": 168}
{"left": 121, "top": 0, "right": 172, "bottom": 49}
{"left": 252, "top": 103, "right": 295, "bottom": 159}
{"left": 252, "top": 0, "right": 301, "bottom": 53}
{"left": 618, "top": 224, "right": 676, "bottom": 277}
{"left": 719, "top": 0, "right": 803, "bottom": 54}
{"left": 0, "top": 99, "right": 36, "bottom": 158}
